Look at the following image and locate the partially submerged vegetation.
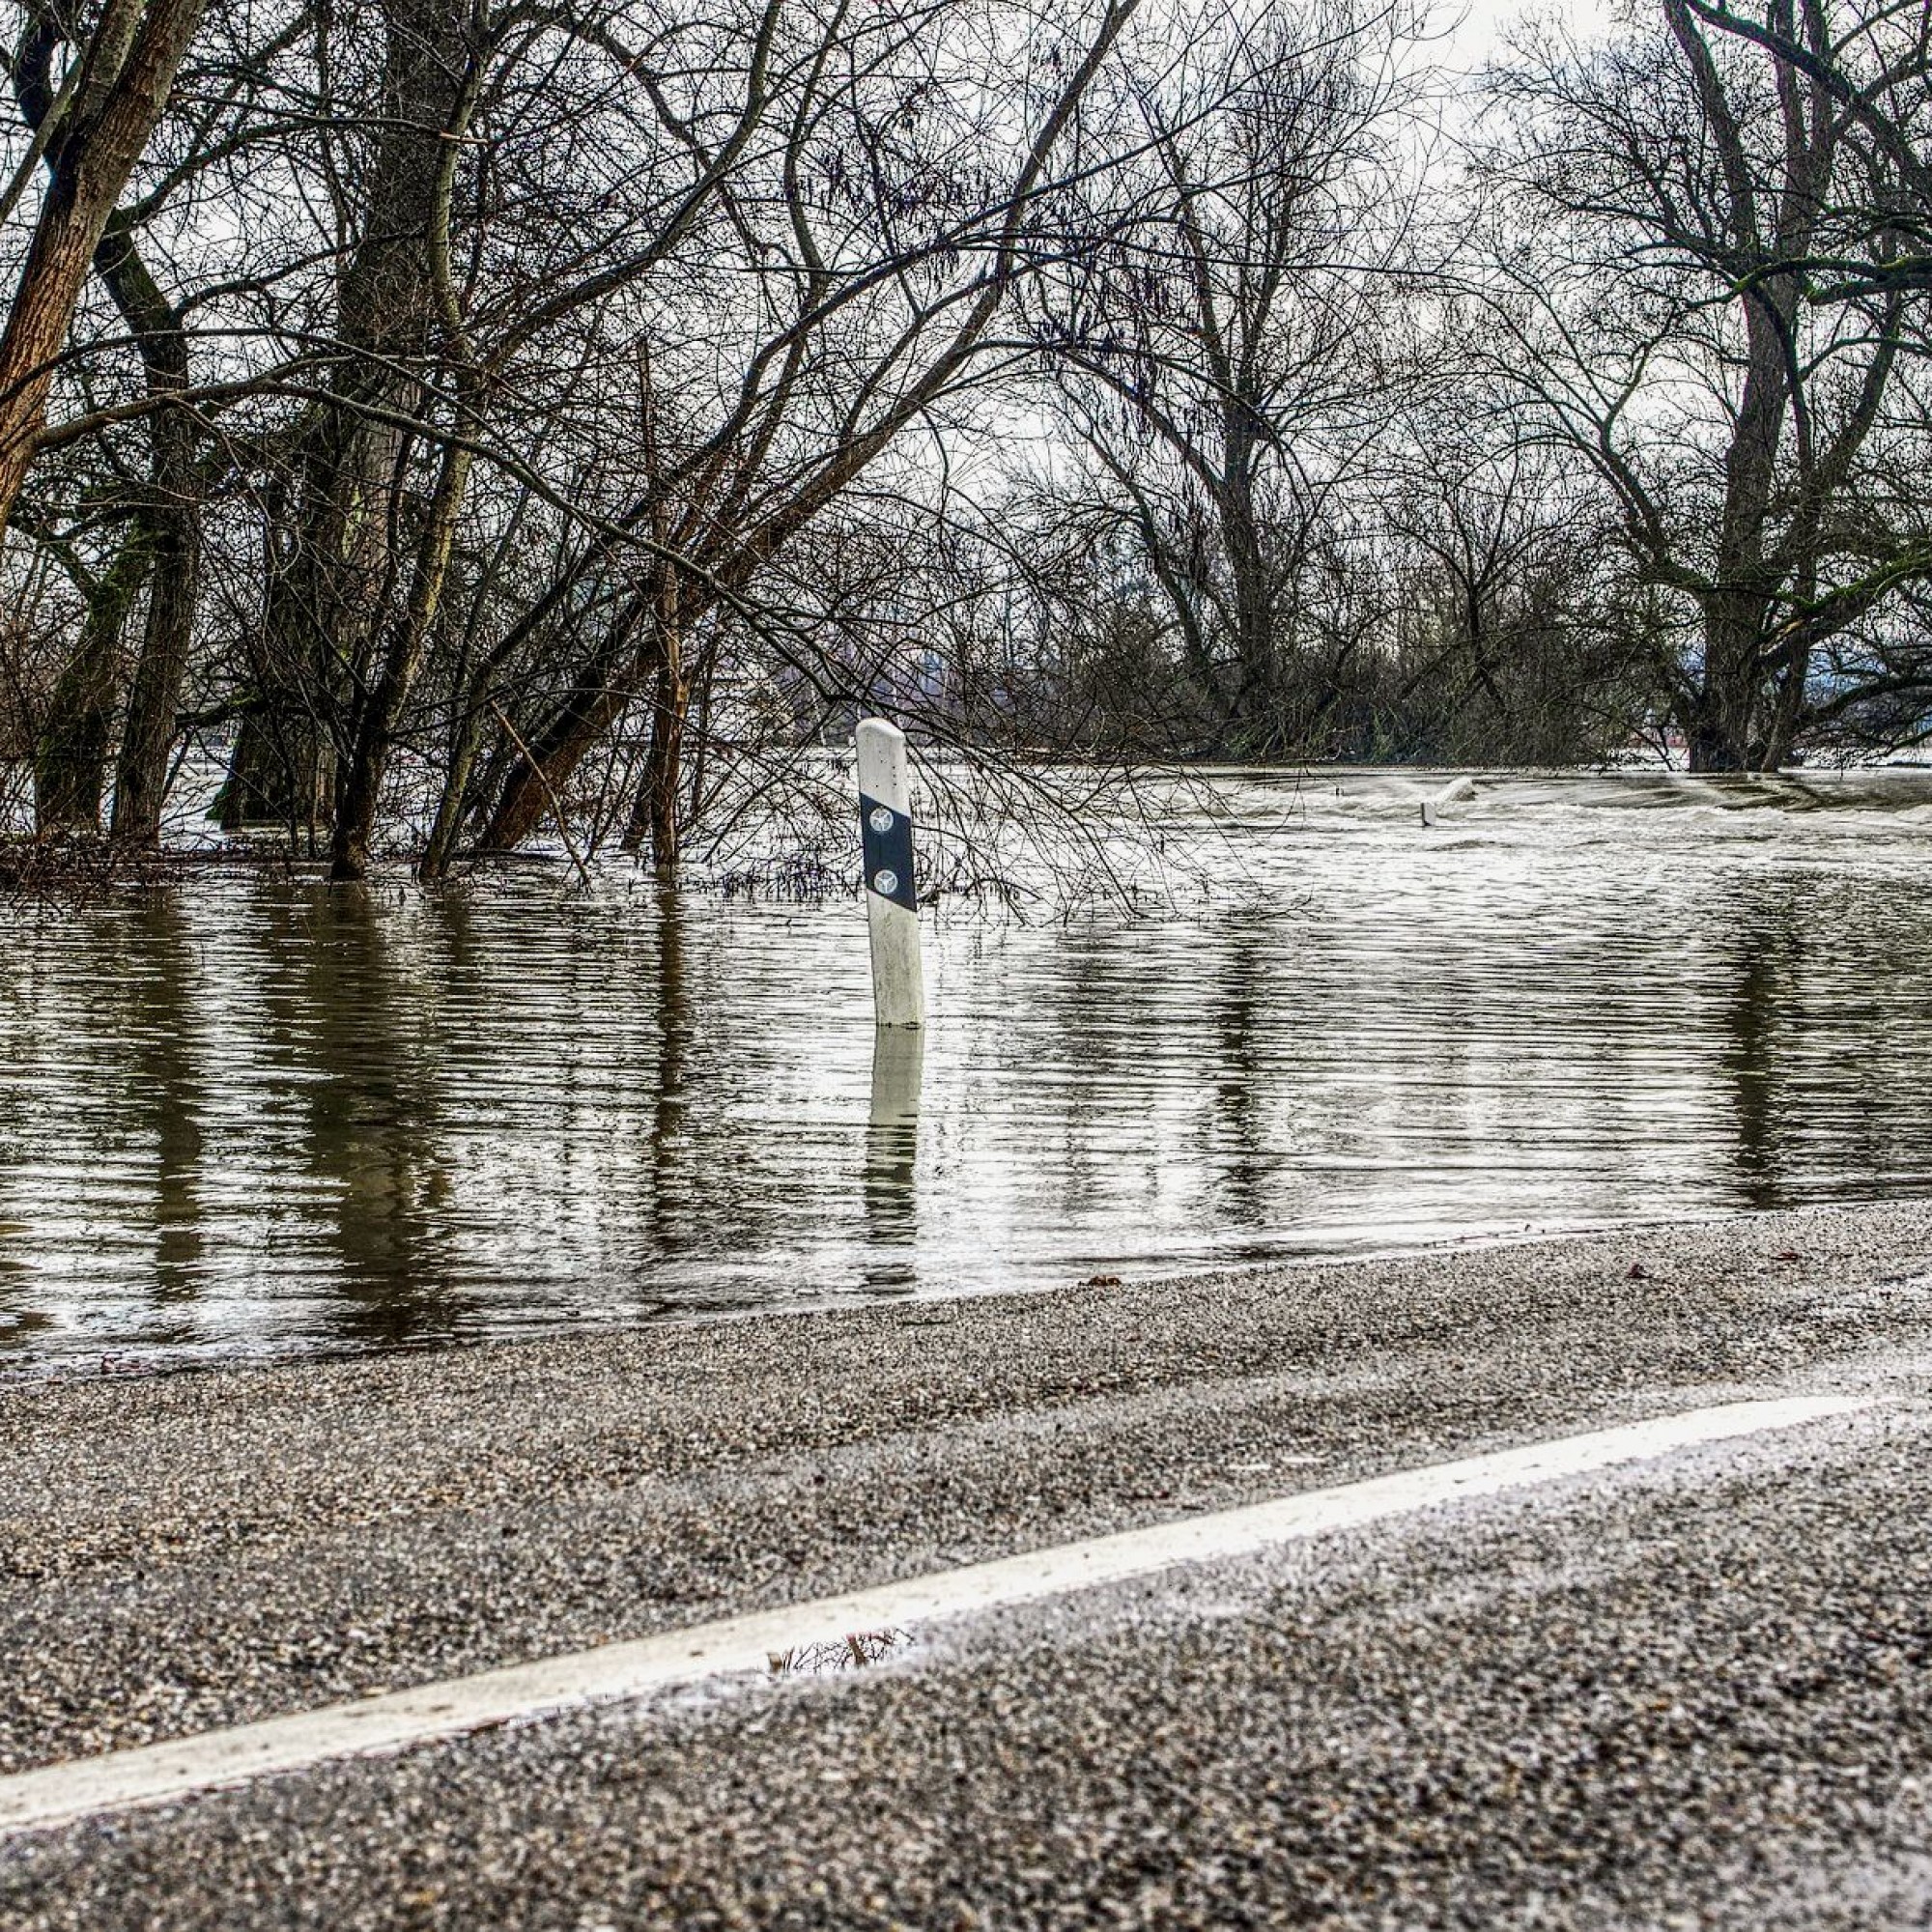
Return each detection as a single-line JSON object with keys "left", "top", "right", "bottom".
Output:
{"left": 0, "top": 0, "right": 1929, "bottom": 882}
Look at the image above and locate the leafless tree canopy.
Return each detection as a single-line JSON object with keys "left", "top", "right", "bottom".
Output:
{"left": 3, "top": 0, "right": 1931, "bottom": 874}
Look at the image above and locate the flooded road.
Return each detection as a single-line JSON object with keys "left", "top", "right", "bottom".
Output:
{"left": 5, "top": 766, "right": 1932, "bottom": 1369}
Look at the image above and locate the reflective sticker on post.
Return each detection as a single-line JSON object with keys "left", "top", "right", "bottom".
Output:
{"left": 859, "top": 792, "right": 918, "bottom": 910}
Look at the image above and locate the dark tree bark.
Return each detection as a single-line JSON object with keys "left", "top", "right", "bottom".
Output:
{"left": 217, "top": 0, "right": 473, "bottom": 846}
{"left": 327, "top": 0, "right": 491, "bottom": 880}
{"left": 0, "top": 0, "right": 209, "bottom": 540}
{"left": 34, "top": 521, "right": 153, "bottom": 830}
{"left": 10, "top": 11, "right": 202, "bottom": 836}
{"left": 102, "top": 212, "right": 201, "bottom": 843}
{"left": 331, "top": 437, "right": 473, "bottom": 875}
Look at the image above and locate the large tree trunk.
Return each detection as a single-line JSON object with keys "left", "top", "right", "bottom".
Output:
{"left": 9, "top": 5, "right": 203, "bottom": 836}
{"left": 636, "top": 635, "right": 689, "bottom": 875}
{"left": 34, "top": 523, "right": 153, "bottom": 831}
{"left": 214, "top": 379, "right": 411, "bottom": 842}
{"left": 1685, "top": 592, "right": 1772, "bottom": 771}
{"left": 109, "top": 453, "right": 198, "bottom": 839}
{"left": 32, "top": 224, "right": 199, "bottom": 841}
{"left": 1215, "top": 406, "right": 1285, "bottom": 757}
{"left": 331, "top": 440, "right": 472, "bottom": 878}
{"left": 328, "top": 7, "right": 488, "bottom": 880}
{"left": 100, "top": 213, "right": 201, "bottom": 844}
{"left": 1682, "top": 272, "right": 1796, "bottom": 772}
{"left": 216, "top": 0, "right": 471, "bottom": 843}
{"left": 0, "top": 0, "right": 209, "bottom": 541}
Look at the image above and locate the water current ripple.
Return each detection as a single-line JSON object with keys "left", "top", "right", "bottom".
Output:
{"left": 4, "top": 766, "right": 1932, "bottom": 1369}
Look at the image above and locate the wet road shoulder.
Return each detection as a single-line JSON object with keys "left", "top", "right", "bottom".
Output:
{"left": 2, "top": 1202, "right": 1931, "bottom": 1922}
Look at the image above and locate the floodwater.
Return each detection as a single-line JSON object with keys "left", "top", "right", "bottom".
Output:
{"left": 5, "top": 765, "right": 1932, "bottom": 1371}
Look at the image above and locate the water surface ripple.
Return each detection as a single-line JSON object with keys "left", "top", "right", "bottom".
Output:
{"left": 5, "top": 767, "right": 1932, "bottom": 1369}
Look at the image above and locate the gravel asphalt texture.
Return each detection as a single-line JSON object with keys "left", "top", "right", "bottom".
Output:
{"left": 4, "top": 1201, "right": 1932, "bottom": 1926}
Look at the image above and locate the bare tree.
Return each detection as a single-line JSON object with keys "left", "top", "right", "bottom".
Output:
{"left": 1682, "top": 0, "right": 1932, "bottom": 308}
{"left": 1482, "top": 0, "right": 1932, "bottom": 770}
{"left": 1036, "top": 0, "right": 1423, "bottom": 756}
{"left": 0, "top": 0, "right": 208, "bottom": 538}
{"left": 452, "top": 0, "right": 1141, "bottom": 872}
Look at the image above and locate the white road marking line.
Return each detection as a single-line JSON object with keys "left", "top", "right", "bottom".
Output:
{"left": 0, "top": 1395, "right": 1862, "bottom": 1837}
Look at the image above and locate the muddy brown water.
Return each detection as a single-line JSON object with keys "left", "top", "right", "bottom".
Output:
{"left": 5, "top": 766, "right": 1932, "bottom": 1370}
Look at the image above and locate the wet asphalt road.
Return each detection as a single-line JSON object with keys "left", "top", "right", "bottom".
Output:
{"left": 3, "top": 1203, "right": 1932, "bottom": 1926}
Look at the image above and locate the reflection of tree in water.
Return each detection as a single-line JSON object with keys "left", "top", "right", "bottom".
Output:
{"left": 1719, "top": 900, "right": 1800, "bottom": 1211}
{"left": 0, "top": 990, "right": 38, "bottom": 1349}
{"left": 123, "top": 895, "right": 207, "bottom": 1309}
{"left": 0, "top": 1296, "right": 57, "bottom": 1357}
{"left": 1206, "top": 921, "right": 1273, "bottom": 1241}
{"left": 0, "top": 895, "right": 211, "bottom": 1354}
{"left": 1030, "top": 921, "right": 1211, "bottom": 1230}
{"left": 283, "top": 888, "right": 473, "bottom": 1348}
{"left": 648, "top": 886, "right": 690, "bottom": 1246}
{"left": 1716, "top": 875, "right": 1932, "bottom": 1212}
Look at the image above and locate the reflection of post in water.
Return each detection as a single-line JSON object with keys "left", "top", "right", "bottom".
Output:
{"left": 648, "top": 885, "right": 690, "bottom": 1242}
{"left": 1208, "top": 921, "right": 1271, "bottom": 1235}
{"left": 863, "top": 1025, "right": 923, "bottom": 1287}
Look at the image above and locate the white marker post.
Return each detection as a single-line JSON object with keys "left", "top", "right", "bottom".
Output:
{"left": 856, "top": 718, "right": 924, "bottom": 1029}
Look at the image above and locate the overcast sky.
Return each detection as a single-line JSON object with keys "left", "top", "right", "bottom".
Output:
{"left": 1443, "top": 0, "right": 1612, "bottom": 68}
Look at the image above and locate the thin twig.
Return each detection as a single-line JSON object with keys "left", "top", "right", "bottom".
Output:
{"left": 489, "top": 700, "right": 591, "bottom": 887}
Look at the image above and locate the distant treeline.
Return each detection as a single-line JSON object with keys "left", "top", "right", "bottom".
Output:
{"left": 1, "top": 0, "right": 1929, "bottom": 874}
